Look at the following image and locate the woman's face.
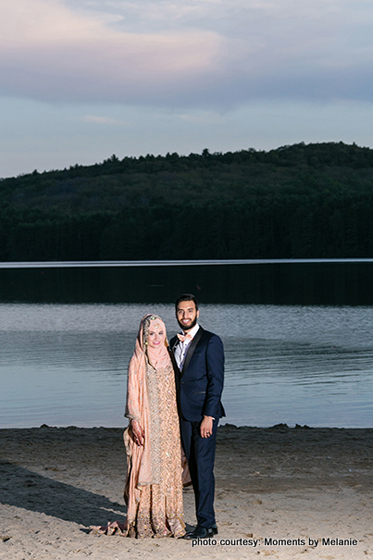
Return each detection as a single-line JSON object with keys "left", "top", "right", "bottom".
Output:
{"left": 146, "top": 320, "right": 166, "bottom": 349}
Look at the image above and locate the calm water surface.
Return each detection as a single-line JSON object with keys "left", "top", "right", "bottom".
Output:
{"left": 1, "top": 303, "right": 372, "bottom": 428}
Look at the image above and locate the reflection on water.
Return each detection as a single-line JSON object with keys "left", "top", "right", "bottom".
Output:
{"left": 0, "top": 303, "right": 372, "bottom": 428}
{"left": 1, "top": 260, "right": 373, "bottom": 305}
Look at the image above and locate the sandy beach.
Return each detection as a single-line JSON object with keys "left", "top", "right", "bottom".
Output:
{"left": 1, "top": 424, "right": 372, "bottom": 559}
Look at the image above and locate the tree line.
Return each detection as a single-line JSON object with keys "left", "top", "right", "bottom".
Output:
{"left": 1, "top": 141, "right": 373, "bottom": 261}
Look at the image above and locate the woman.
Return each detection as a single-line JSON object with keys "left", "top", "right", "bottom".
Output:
{"left": 123, "top": 314, "right": 185, "bottom": 538}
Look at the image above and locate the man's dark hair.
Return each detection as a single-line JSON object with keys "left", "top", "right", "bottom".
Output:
{"left": 175, "top": 293, "right": 199, "bottom": 311}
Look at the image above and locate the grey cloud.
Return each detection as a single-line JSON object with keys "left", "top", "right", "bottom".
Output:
{"left": 1, "top": 0, "right": 373, "bottom": 109}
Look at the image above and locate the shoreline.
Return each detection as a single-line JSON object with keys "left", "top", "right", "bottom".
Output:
{"left": 1, "top": 425, "right": 373, "bottom": 559}
{"left": 2, "top": 421, "right": 372, "bottom": 429}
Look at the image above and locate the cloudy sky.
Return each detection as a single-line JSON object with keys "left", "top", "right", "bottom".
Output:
{"left": 1, "top": 0, "right": 372, "bottom": 177}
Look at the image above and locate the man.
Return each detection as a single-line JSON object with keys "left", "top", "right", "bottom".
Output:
{"left": 170, "top": 293, "right": 225, "bottom": 540}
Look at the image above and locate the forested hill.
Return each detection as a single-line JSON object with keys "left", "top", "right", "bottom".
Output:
{"left": 1, "top": 141, "right": 373, "bottom": 261}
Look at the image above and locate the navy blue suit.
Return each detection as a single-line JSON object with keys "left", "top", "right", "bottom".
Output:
{"left": 170, "top": 327, "right": 225, "bottom": 528}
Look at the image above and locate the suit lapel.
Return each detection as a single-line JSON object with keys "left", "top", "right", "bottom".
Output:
{"left": 182, "top": 326, "right": 204, "bottom": 375}
{"left": 169, "top": 337, "right": 181, "bottom": 377}
{"left": 170, "top": 335, "right": 179, "bottom": 354}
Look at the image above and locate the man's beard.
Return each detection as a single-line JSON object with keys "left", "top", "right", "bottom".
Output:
{"left": 177, "top": 315, "right": 198, "bottom": 332}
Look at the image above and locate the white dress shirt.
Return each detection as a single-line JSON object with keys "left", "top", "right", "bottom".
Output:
{"left": 174, "top": 323, "right": 200, "bottom": 370}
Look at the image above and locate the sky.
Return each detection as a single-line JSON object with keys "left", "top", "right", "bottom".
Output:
{"left": 1, "top": 0, "right": 373, "bottom": 178}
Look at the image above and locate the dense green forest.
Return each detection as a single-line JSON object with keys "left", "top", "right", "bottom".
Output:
{"left": 1, "top": 141, "right": 373, "bottom": 261}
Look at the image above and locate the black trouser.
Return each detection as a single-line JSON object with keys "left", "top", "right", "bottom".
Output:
{"left": 180, "top": 418, "right": 218, "bottom": 528}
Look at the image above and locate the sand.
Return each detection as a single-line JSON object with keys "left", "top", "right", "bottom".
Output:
{"left": 1, "top": 424, "right": 373, "bottom": 560}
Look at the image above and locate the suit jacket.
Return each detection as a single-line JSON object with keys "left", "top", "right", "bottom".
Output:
{"left": 169, "top": 326, "right": 225, "bottom": 422}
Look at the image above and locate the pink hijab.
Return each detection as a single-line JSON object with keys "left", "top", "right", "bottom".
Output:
{"left": 142, "top": 315, "right": 170, "bottom": 368}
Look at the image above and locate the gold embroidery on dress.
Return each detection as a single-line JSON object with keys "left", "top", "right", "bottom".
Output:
{"left": 145, "top": 359, "right": 162, "bottom": 485}
{"left": 126, "top": 362, "right": 185, "bottom": 538}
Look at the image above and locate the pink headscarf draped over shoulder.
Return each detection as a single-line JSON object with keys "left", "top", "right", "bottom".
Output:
{"left": 124, "top": 314, "right": 171, "bottom": 505}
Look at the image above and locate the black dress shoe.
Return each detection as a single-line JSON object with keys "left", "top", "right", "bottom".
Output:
{"left": 210, "top": 524, "right": 218, "bottom": 536}
{"left": 182, "top": 525, "right": 218, "bottom": 540}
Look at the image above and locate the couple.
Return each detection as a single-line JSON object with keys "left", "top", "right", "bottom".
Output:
{"left": 124, "top": 294, "right": 225, "bottom": 539}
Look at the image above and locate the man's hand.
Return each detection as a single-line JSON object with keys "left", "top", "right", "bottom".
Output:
{"left": 131, "top": 420, "right": 145, "bottom": 446}
{"left": 200, "top": 416, "right": 214, "bottom": 438}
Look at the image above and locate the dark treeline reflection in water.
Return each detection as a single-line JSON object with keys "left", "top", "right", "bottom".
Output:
{"left": 1, "top": 261, "right": 373, "bottom": 305}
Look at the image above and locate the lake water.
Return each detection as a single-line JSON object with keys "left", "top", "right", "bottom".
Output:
{"left": 1, "top": 300, "right": 372, "bottom": 429}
